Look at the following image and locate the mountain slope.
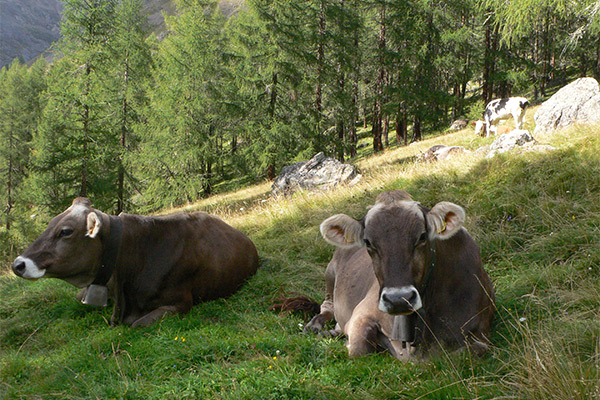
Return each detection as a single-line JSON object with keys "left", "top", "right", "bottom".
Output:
{"left": 0, "top": 0, "right": 244, "bottom": 68}
{"left": 0, "top": 0, "right": 63, "bottom": 67}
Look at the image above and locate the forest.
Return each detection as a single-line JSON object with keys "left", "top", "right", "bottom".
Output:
{"left": 1, "top": 0, "right": 600, "bottom": 260}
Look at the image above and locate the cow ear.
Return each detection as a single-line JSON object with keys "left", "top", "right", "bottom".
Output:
{"left": 86, "top": 212, "right": 102, "bottom": 238}
{"left": 320, "top": 214, "right": 364, "bottom": 248}
{"left": 426, "top": 202, "right": 465, "bottom": 240}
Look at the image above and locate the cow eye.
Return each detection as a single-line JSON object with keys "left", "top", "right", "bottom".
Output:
{"left": 58, "top": 228, "right": 74, "bottom": 238}
{"left": 416, "top": 232, "right": 428, "bottom": 246}
{"left": 363, "top": 238, "right": 372, "bottom": 249}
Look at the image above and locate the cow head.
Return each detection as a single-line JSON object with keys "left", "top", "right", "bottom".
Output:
{"left": 320, "top": 190, "right": 465, "bottom": 315}
{"left": 12, "top": 198, "right": 107, "bottom": 288}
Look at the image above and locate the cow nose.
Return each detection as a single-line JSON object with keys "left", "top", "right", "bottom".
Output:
{"left": 379, "top": 286, "right": 422, "bottom": 314}
{"left": 12, "top": 259, "right": 26, "bottom": 276}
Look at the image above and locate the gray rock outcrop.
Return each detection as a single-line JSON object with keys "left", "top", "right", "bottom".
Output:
{"left": 420, "top": 145, "right": 468, "bottom": 162}
{"left": 485, "top": 129, "right": 555, "bottom": 158}
{"left": 272, "top": 152, "right": 361, "bottom": 196}
{"left": 534, "top": 77, "right": 600, "bottom": 135}
{"left": 486, "top": 129, "right": 534, "bottom": 158}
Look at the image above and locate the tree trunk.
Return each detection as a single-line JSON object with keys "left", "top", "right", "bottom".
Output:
{"left": 80, "top": 63, "right": 91, "bottom": 198}
{"left": 412, "top": 111, "right": 421, "bottom": 142}
{"left": 204, "top": 160, "right": 212, "bottom": 196}
{"left": 383, "top": 117, "right": 389, "bottom": 148}
{"left": 6, "top": 116, "right": 13, "bottom": 231}
{"left": 267, "top": 72, "right": 278, "bottom": 179}
{"left": 117, "top": 61, "right": 129, "bottom": 214}
{"left": 396, "top": 108, "right": 408, "bottom": 146}
{"left": 373, "top": 4, "right": 386, "bottom": 153}
{"left": 336, "top": 120, "right": 345, "bottom": 162}
{"left": 315, "top": 0, "right": 325, "bottom": 115}
{"left": 348, "top": 7, "right": 359, "bottom": 159}
{"left": 482, "top": 12, "right": 493, "bottom": 104}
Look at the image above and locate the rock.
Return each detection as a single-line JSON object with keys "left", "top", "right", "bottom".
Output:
{"left": 449, "top": 119, "right": 468, "bottom": 131}
{"left": 534, "top": 77, "right": 600, "bottom": 135}
{"left": 490, "top": 129, "right": 534, "bottom": 150}
{"left": 483, "top": 129, "right": 557, "bottom": 158}
{"left": 420, "top": 145, "right": 468, "bottom": 162}
{"left": 486, "top": 129, "right": 534, "bottom": 158}
{"left": 272, "top": 152, "right": 361, "bottom": 196}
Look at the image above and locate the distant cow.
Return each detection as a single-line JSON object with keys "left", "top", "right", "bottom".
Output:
{"left": 12, "top": 198, "right": 259, "bottom": 327}
{"left": 305, "top": 191, "right": 494, "bottom": 359}
{"left": 475, "top": 97, "right": 529, "bottom": 137}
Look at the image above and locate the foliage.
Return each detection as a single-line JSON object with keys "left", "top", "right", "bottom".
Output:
{"left": 2, "top": 0, "right": 600, "bottom": 220}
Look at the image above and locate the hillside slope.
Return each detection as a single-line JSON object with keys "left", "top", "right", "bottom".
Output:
{"left": 0, "top": 0, "right": 63, "bottom": 67}
{"left": 1, "top": 110, "right": 599, "bottom": 399}
{"left": 0, "top": 0, "right": 244, "bottom": 68}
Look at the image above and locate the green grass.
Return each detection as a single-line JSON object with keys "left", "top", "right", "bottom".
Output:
{"left": 1, "top": 110, "right": 599, "bottom": 399}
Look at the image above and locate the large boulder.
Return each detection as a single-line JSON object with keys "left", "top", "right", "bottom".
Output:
{"left": 272, "top": 152, "right": 361, "bottom": 196}
{"left": 534, "top": 77, "right": 600, "bottom": 135}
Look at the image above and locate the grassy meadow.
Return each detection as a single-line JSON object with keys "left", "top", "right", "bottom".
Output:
{"left": 1, "top": 107, "right": 599, "bottom": 399}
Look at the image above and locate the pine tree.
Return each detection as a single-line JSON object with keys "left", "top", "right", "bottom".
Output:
{"left": 108, "top": 0, "right": 152, "bottom": 213}
{"left": 0, "top": 59, "right": 45, "bottom": 230}
{"left": 138, "top": 0, "right": 227, "bottom": 211}
{"left": 30, "top": 0, "right": 120, "bottom": 212}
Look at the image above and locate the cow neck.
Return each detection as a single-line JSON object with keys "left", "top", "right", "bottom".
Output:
{"left": 394, "top": 208, "right": 437, "bottom": 348}
{"left": 93, "top": 214, "right": 123, "bottom": 287}
{"left": 419, "top": 243, "right": 437, "bottom": 296}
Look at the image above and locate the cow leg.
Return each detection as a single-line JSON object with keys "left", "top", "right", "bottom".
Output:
{"left": 304, "top": 294, "right": 334, "bottom": 334}
{"left": 515, "top": 113, "right": 524, "bottom": 129}
{"left": 345, "top": 315, "right": 380, "bottom": 357}
{"left": 131, "top": 305, "right": 179, "bottom": 327}
{"left": 305, "top": 262, "right": 336, "bottom": 334}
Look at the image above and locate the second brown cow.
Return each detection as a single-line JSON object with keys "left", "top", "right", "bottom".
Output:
{"left": 305, "top": 191, "right": 494, "bottom": 359}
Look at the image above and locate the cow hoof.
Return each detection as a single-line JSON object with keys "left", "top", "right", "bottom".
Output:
{"left": 303, "top": 323, "right": 323, "bottom": 334}
{"left": 319, "top": 329, "right": 343, "bottom": 338}
{"left": 304, "top": 314, "right": 326, "bottom": 334}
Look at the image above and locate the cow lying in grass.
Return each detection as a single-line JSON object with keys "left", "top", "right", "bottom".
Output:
{"left": 305, "top": 191, "right": 495, "bottom": 360}
{"left": 475, "top": 97, "right": 529, "bottom": 137}
{"left": 12, "top": 197, "right": 259, "bottom": 327}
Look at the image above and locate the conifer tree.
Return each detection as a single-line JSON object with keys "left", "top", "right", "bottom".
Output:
{"left": 138, "top": 0, "right": 227, "bottom": 210}
{"left": 0, "top": 59, "right": 46, "bottom": 230}
{"left": 108, "top": 0, "right": 152, "bottom": 212}
{"left": 30, "top": 0, "right": 119, "bottom": 212}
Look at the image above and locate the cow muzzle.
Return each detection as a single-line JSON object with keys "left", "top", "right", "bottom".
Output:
{"left": 379, "top": 286, "right": 422, "bottom": 315}
{"left": 12, "top": 256, "right": 46, "bottom": 280}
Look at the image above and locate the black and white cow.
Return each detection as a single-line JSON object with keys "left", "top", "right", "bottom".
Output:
{"left": 475, "top": 97, "right": 529, "bottom": 137}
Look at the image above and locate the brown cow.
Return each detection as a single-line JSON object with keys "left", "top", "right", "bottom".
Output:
{"left": 12, "top": 197, "right": 259, "bottom": 327}
{"left": 305, "top": 191, "right": 494, "bottom": 359}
